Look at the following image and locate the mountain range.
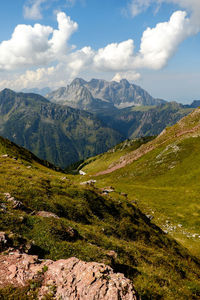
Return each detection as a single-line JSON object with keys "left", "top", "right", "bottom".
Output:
{"left": 46, "top": 78, "right": 166, "bottom": 112}
{"left": 0, "top": 78, "right": 198, "bottom": 168}
{"left": 46, "top": 78, "right": 196, "bottom": 138}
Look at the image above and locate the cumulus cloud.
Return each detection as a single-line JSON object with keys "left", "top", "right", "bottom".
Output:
{"left": 94, "top": 40, "right": 135, "bottom": 71}
{"left": 50, "top": 12, "right": 78, "bottom": 55}
{"left": 0, "top": 12, "right": 78, "bottom": 71}
{"left": 135, "top": 10, "right": 191, "bottom": 69}
{"left": 67, "top": 47, "right": 95, "bottom": 77}
{"left": 124, "top": 0, "right": 200, "bottom": 70}
{"left": 168, "top": 0, "right": 200, "bottom": 30}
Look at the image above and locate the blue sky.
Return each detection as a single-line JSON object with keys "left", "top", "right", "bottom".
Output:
{"left": 0, "top": 0, "right": 199, "bottom": 103}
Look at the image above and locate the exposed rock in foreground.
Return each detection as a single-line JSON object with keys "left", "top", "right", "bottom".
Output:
{"left": 0, "top": 250, "right": 138, "bottom": 299}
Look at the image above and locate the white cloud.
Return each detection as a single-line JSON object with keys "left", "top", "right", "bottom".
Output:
{"left": 168, "top": 0, "right": 200, "bottom": 30}
{"left": 0, "top": 65, "right": 66, "bottom": 91}
{"left": 135, "top": 10, "right": 190, "bottom": 69}
{"left": 0, "top": 12, "right": 78, "bottom": 71}
{"left": 112, "top": 71, "right": 141, "bottom": 82}
{"left": 50, "top": 12, "right": 78, "bottom": 55}
{"left": 124, "top": 0, "right": 200, "bottom": 71}
{"left": 127, "top": 0, "right": 200, "bottom": 25}
{"left": 24, "top": 0, "right": 47, "bottom": 20}
{"left": 67, "top": 46, "right": 95, "bottom": 76}
{"left": 93, "top": 40, "right": 135, "bottom": 71}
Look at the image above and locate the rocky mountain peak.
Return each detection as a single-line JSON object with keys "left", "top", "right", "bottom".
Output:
{"left": 119, "top": 78, "right": 130, "bottom": 87}
{"left": 71, "top": 77, "right": 87, "bottom": 86}
{"left": 47, "top": 77, "right": 166, "bottom": 111}
{"left": 1, "top": 88, "right": 16, "bottom": 96}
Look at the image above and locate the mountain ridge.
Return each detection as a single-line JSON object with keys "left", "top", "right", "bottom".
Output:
{"left": 46, "top": 78, "right": 166, "bottom": 111}
{"left": 0, "top": 89, "right": 123, "bottom": 168}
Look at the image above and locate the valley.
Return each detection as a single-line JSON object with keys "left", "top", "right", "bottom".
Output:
{"left": 0, "top": 79, "right": 200, "bottom": 299}
{"left": 1, "top": 135, "right": 200, "bottom": 299}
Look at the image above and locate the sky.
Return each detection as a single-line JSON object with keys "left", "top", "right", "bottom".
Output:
{"left": 0, "top": 0, "right": 199, "bottom": 103}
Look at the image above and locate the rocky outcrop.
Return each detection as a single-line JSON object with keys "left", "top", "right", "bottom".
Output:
{"left": 0, "top": 250, "right": 138, "bottom": 299}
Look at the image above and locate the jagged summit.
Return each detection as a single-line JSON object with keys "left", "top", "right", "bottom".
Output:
{"left": 46, "top": 77, "right": 166, "bottom": 111}
{"left": 71, "top": 77, "right": 87, "bottom": 86}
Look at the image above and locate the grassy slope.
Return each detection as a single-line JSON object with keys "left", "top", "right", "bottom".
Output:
{"left": 81, "top": 108, "right": 200, "bottom": 257}
{"left": 79, "top": 136, "right": 156, "bottom": 175}
{"left": 1, "top": 136, "right": 200, "bottom": 299}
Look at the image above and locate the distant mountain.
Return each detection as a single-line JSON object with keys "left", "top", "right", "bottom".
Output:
{"left": 46, "top": 78, "right": 166, "bottom": 112}
{"left": 184, "top": 100, "right": 200, "bottom": 108}
{"left": 96, "top": 101, "right": 193, "bottom": 138}
{"left": 46, "top": 79, "right": 115, "bottom": 113}
{"left": 21, "top": 87, "right": 52, "bottom": 96}
{"left": 84, "top": 78, "right": 165, "bottom": 108}
{"left": 0, "top": 89, "right": 123, "bottom": 167}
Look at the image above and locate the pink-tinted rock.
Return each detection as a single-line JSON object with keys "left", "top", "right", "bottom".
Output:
{"left": 36, "top": 211, "right": 59, "bottom": 219}
{"left": 0, "top": 251, "right": 138, "bottom": 299}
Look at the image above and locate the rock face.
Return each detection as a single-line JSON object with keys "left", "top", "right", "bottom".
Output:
{"left": 46, "top": 79, "right": 115, "bottom": 112}
{"left": 0, "top": 251, "right": 138, "bottom": 300}
{"left": 85, "top": 78, "right": 165, "bottom": 108}
{"left": 46, "top": 78, "right": 165, "bottom": 112}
